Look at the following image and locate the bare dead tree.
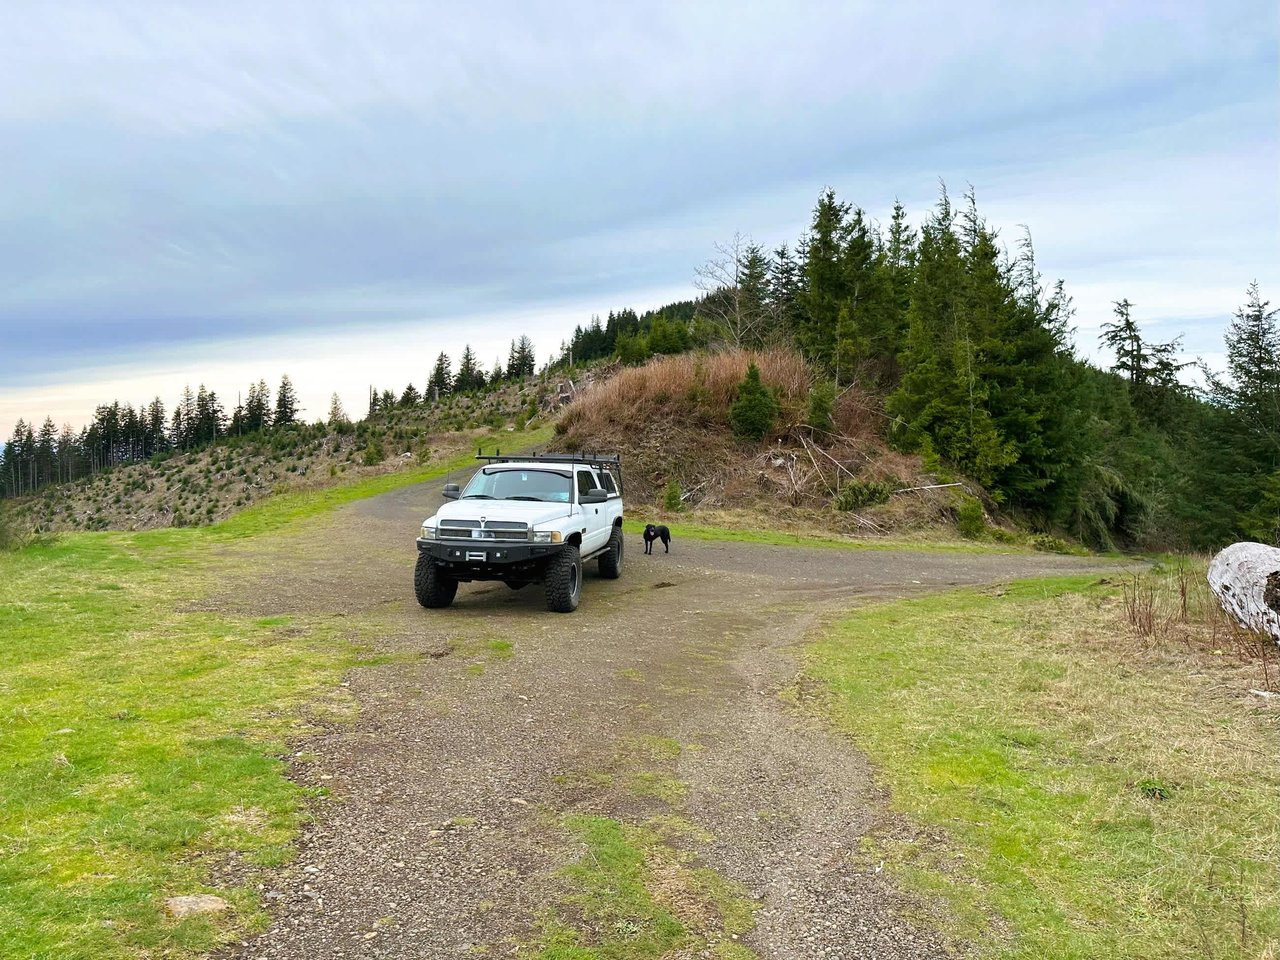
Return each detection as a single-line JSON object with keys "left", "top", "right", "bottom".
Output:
{"left": 694, "top": 232, "right": 770, "bottom": 348}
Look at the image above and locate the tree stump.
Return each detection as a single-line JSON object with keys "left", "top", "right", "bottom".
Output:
{"left": 1207, "top": 542, "right": 1280, "bottom": 643}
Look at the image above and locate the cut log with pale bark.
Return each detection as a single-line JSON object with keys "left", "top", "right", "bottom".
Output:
{"left": 1207, "top": 542, "right": 1280, "bottom": 643}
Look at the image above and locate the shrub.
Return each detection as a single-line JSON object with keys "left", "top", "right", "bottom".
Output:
{"left": 729, "top": 363, "right": 780, "bottom": 441}
{"left": 1031, "top": 533, "right": 1073, "bottom": 554}
{"left": 807, "top": 380, "right": 836, "bottom": 430}
{"left": 362, "top": 439, "right": 386, "bottom": 466}
{"left": 835, "top": 479, "right": 894, "bottom": 511}
{"left": 955, "top": 496, "right": 986, "bottom": 539}
{"left": 663, "top": 479, "right": 683, "bottom": 513}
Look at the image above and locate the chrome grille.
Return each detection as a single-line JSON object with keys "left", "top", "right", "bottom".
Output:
{"left": 439, "top": 519, "right": 530, "bottom": 541}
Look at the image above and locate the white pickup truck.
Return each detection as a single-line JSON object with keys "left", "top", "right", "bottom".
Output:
{"left": 414, "top": 452, "right": 625, "bottom": 613}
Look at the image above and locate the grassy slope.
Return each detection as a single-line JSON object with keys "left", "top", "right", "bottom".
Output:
{"left": 0, "top": 433, "right": 539, "bottom": 959}
{"left": 808, "top": 578, "right": 1280, "bottom": 958}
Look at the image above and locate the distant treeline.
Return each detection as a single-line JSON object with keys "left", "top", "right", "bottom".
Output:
{"left": 1, "top": 376, "right": 304, "bottom": 498}
{"left": 4, "top": 185, "right": 1276, "bottom": 549}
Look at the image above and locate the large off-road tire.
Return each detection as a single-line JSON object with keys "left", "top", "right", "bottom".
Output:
{"left": 414, "top": 553, "right": 458, "bottom": 608}
{"left": 597, "top": 526, "right": 624, "bottom": 579}
{"left": 544, "top": 544, "right": 582, "bottom": 613}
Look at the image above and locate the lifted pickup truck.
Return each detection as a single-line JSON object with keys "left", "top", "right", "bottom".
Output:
{"left": 415, "top": 452, "right": 625, "bottom": 613}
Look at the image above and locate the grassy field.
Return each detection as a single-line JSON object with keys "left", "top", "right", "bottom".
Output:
{"left": 0, "top": 435, "right": 527, "bottom": 959}
{"left": 808, "top": 572, "right": 1280, "bottom": 959}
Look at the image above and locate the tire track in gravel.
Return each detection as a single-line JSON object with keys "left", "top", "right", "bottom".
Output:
{"left": 209, "top": 476, "right": 1121, "bottom": 960}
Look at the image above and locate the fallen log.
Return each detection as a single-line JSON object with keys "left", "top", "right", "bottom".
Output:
{"left": 1207, "top": 542, "right": 1280, "bottom": 644}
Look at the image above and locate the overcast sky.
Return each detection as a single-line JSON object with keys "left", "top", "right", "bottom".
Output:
{"left": 2, "top": 1, "right": 1277, "bottom": 437}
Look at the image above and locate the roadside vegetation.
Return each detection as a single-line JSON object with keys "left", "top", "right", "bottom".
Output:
{"left": 0, "top": 437, "right": 519, "bottom": 958}
{"left": 807, "top": 568, "right": 1280, "bottom": 958}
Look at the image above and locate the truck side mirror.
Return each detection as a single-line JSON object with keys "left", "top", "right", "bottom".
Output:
{"left": 579, "top": 488, "right": 609, "bottom": 504}
{"left": 443, "top": 483, "right": 461, "bottom": 500}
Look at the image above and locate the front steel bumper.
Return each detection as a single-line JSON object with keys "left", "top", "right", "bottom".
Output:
{"left": 415, "top": 537, "right": 564, "bottom": 580}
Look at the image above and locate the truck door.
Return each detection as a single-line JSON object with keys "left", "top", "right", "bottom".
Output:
{"left": 575, "top": 468, "right": 611, "bottom": 554}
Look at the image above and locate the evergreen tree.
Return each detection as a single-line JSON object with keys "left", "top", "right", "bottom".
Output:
{"left": 507, "top": 336, "right": 536, "bottom": 379}
{"left": 400, "top": 383, "right": 422, "bottom": 407}
{"left": 427, "top": 352, "right": 453, "bottom": 400}
{"left": 767, "top": 243, "right": 804, "bottom": 339}
{"left": 1220, "top": 281, "right": 1280, "bottom": 448}
{"left": 456, "top": 345, "right": 485, "bottom": 392}
{"left": 145, "top": 397, "right": 168, "bottom": 455}
{"left": 328, "top": 393, "right": 350, "bottom": 426}
{"left": 797, "top": 189, "right": 853, "bottom": 368}
{"left": 274, "top": 374, "right": 299, "bottom": 427}
{"left": 243, "top": 380, "right": 271, "bottom": 433}
{"left": 193, "top": 386, "right": 225, "bottom": 445}
{"left": 36, "top": 418, "right": 56, "bottom": 488}
{"left": 729, "top": 363, "right": 781, "bottom": 441}
{"left": 888, "top": 188, "right": 1016, "bottom": 487}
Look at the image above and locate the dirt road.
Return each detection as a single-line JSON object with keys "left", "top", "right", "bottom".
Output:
{"left": 213, "top": 476, "right": 1118, "bottom": 959}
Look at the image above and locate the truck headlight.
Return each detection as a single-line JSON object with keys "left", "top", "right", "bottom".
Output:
{"left": 421, "top": 522, "right": 437, "bottom": 540}
{"left": 531, "top": 530, "right": 563, "bottom": 543}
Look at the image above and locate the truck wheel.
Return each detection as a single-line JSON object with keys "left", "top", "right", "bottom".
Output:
{"left": 545, "top": 545, "right": 582, "bottom": 613}
{"left": 414, "top": 554, "right": 458, "bottom": 608}
{"left": 598, "top": 526, "right": 624, "bottom": 579}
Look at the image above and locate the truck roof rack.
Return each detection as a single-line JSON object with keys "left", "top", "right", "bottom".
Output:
{"left": 476, "top": 449, "right": 623, "bottom": 493}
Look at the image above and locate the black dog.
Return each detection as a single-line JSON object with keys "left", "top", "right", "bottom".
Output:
{"left": 643, "top": 524, "right": 671, "bottom": 554}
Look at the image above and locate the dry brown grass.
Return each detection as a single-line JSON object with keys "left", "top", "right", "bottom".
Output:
{"left": 554, "top": 348, "right": 957, "bottom": 535}
{"left": 1111, "top": 559, "right": 1280, "bottom": 694}
{"left": 558, "top": 346, "right": 811, "bottom": 440}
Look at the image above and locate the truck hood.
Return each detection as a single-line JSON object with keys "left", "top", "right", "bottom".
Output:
{"left": 429, "top": 499, "right": 577, "bottom": 527}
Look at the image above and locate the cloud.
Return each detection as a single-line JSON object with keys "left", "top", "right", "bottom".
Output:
{"left": 0, "top": 0, "right": 1276, "bottom": 435}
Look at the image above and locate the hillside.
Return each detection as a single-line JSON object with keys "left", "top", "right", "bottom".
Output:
{"left": 5, "top": 345, "right": 1076, "bottom": 548}
{"left": 9, "top": 375, "right": 551, "bottom": 535}
{"left": 553, "top": 347, "right": 1011, "bottom": 543}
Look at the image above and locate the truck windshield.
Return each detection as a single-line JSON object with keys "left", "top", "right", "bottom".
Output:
{"left": 461, "top": 468, "right": 573, "bottom": 503}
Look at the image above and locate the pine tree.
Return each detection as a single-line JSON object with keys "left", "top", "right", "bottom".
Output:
{"left": 244, "top": 380, "right": 271, "bottom": 433}
{"left": 274, "top": 374, "right": 299, "bottom": 426}
{"left": 456, "top": 345, "right": 485, "bottom": 392}
{"left": 767, "top": 243, "right": 804, "bottom": 339}
{"left": 1099, "top": 300, "right": 1187, "bottom": 421}
{"left": 145, "top": 397, "right": 168, "bottom": 455}
{"left": 328, "top": 393, "right": 350, "bottom": 426}
{"left": 507, "top": 336, "right": 536, "bottom": 379}
{"left": 1221, "top": 281, "right": 1280, "bottom": 446}
{"left": 887, "top": 187, "right": 1016, "bottom": 487}
{"left": 400, "top": 383, "right": 422, "bottom": 407}
{"left": 35, "top": 418, "right": 56, "bottom": 488}
{"left": 729, "top": 363, "right": 781, "bottom": 441}
{"left": 797, "top": 189, "right": 853, "bottom": 368}
{"left": 427, "top": 352, "right": 453, "bottom": 400}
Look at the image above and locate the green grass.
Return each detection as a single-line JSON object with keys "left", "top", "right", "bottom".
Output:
{"left": 808, "top": 577, "right": 1280, "bottom": 958}
{"left": 534, "top": 815, "right": 756, "bottom": 960}
{"left": 0, "top": 433, "right": 540, "bottom": 958}
{"left": 621, "top": 517, "right": 1029, "bottom": 554}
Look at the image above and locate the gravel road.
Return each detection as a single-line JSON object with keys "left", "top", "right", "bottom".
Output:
{"left": 211, "top": 475, "right": 1119, "bottom": 960}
